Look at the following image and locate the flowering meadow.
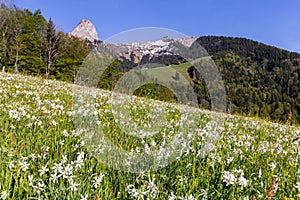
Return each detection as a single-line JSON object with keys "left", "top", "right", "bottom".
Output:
{"left": 0, "top": 72, "right": 300, "bottom": 199}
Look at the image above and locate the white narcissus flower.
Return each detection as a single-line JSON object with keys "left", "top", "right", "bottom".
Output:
{"left": 62, "top": 130, "right": 69, "bottom": 137}
{"left": 258, "top": 169, "right": 262, "bottom": 178}
{"left": 238, "top": 176, "right": 248, "bottom": 187}
{"left": 8, "top": 160, "right": 15, "bottom": 169}
{"left": 91, "top": 172, "right": 105, "bottom": 189}
{"left": 50, "top": 173, "right": 61, "bottom": 184}
{"left": 32, "top": 180, "right": 44, "bottom": 194}
{"left": 68, "top": 179, "right": 80, "bottom": 192}
{"left": 222, "top": 171, "right": 235, "bottom": 186}
{"left": 19, "top": 161, "right": 30, "bottom": 172}
{"left": 0, "top": 190, "right": 9, "bottom": 200}
{"left": 200, "top": 189, "right": 208, "bottom": 200}
{"left": 269, "top": 162, "right": 276, "bottom": 171}
{"left": 62, "top": 164, "right": 74, "bottom": 179}
{"left": 169, "top": 192, "right": 177, "bottom": 200}
{"left": 51, "top": 162, "right": 63, "bottom": 174}
{"left": 51, "top": 120, "right": 57, "bottom": 126}
{"left": 28, "top": 175, "right": 34, "bottom": 186}
{"left": 38, "top": 165, "right": 49, "bottom": 176}
{"left": 72, "top": 152, "right": 85, "bottom": 170}
{"left": 61, "top": 154, "right": 68, "bottom": 164}
{"left": 80, "top": 194, "right": 88, "bottom": 200}
{"left": 29, "top": 153, "right": 37, "bottom": 161}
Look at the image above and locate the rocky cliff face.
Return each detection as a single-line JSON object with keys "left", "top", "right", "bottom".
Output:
{"left": 103, "top": 36, "right": 198, "bottom": 67}
{"left": 70, "top": 19, "right": 99, "bottom": 42}
{"left": 71, "top": 19, "right": 198, "bottom": 67}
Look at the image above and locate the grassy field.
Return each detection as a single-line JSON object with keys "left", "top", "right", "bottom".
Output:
{"left": 0, "top": 72, "right": 299, "bottom": 199}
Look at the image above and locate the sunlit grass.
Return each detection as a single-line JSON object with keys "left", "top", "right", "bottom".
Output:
{"left": 0, "top": 72, "right": 299, "bottom": 199}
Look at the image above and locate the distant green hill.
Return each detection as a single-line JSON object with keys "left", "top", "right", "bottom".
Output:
{"left": 196, "top": 36, "right": 300, "bottom": 124}
{"left": 99, "top": 36, "right": 300, "bottom": 124}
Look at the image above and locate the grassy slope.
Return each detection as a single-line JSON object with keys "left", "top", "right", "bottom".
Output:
{"left": 0, "top": 72, "right": 299, "bottom": 199}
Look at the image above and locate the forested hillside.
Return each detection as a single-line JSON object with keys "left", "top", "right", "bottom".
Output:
{"left": 0, "top": 4, "right": 90, "bottom": 81}
{"left": 196, "top": 36, "right": 300, "bottom": 123}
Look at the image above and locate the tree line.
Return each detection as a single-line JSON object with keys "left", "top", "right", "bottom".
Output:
{"left": 0, "top": 3, "right": 90, "bottom": 81}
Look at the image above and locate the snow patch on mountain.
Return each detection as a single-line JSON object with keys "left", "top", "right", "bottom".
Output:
{"left": 102, "top": 36, "right": 197, "bottom": 63}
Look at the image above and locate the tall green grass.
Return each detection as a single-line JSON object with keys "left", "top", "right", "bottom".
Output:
{"left": 0, "top": 72, "right": 299, "bottom": 199}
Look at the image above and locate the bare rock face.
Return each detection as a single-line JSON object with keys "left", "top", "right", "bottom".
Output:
{"left": 103, "top": 36, "right": 198, "bottom": 65}
{"left": 70, "top": 19, "right": 99, "bottom": 42}
{"left": 70, "top": 19, "right": 200, "bottom": 67}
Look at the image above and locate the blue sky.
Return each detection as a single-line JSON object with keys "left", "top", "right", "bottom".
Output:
{"left": 14, "top": 0, "right": 300, "bottom": 52}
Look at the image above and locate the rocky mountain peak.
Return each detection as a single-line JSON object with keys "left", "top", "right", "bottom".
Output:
{"left": 69, "top": 19, "right": 99, "bottom": 42}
